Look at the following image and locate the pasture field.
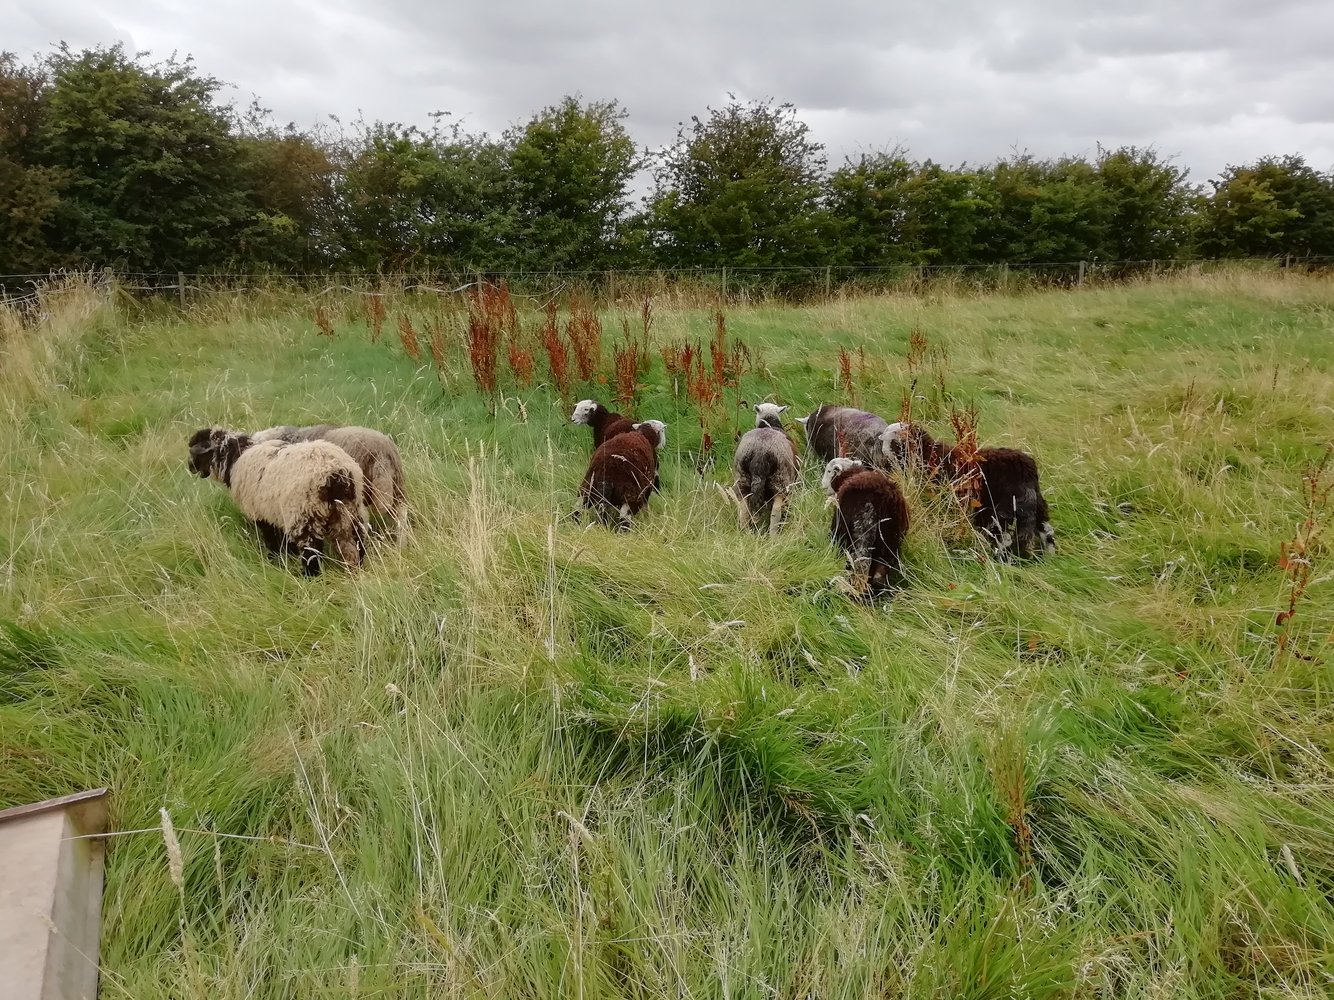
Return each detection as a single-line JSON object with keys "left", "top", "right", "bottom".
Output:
{"left": 2, "top": 271, "right": 1333, "bottom": 998}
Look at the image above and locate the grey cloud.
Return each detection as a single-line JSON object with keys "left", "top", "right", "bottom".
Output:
{"left": 7, "top": 0, "right": 1334, "bottom": 183}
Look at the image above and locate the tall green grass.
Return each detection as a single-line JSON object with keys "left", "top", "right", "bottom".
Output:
{"left": 2, "top": 271, "right": 1333, "bottom": 997}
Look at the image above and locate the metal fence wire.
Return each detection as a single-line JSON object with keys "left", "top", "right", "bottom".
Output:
{"left": 2, "top": 257, "right": 1332, "bottom": 308}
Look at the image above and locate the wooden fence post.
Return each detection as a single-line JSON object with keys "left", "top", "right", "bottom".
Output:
{"left": 721, "top": 266, "right": 728, "bottom": 302}
{"left": 177, "top": 271, "right": 186, "bottom": 309}
{"left": 1077, "top": 260, "right": 1086, "bottom": 286}
{"left": 824, "top": 265, "right": 832, "bottom": 301}
{"left": 999, "top": 261, "right": 1009, "bottom": 291}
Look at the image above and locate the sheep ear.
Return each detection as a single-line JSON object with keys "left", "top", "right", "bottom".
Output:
{"left": 795, "top": 416, "right": 808, "bottom": 426}
{"left": 777, "top": 405, "right": 788, "bottom": 413}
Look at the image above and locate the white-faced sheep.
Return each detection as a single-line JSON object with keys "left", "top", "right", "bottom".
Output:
{"left": 575, "top": 420, "right": 666, "bottom": 530}
{"left": 880, "top": 422, "right": 1055, "bottom": 559}
{"left": 187, "top": 427, "right": 368, "bottom": 576}
{"left": 251, "top": 424, "right": 408, "bottom": 540}
{"left": 732, "top": 404, "right": 800, "bottom": 535}
{"left": 822, "top": 457, "right": 910, "bottom": 598}
{"left": 797, "top": 404, "right": 891, "bottom": 467}
{"left": 571, "top": 399, "right": 636, "bottom": 448}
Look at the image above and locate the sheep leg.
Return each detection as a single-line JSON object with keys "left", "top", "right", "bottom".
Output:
{"left": 294, "top": 535, "right": 324, "bottom": 576}
{"left": 615, "top": 503, "right": 634, "bottom": 532}
{"left": 733, "top": 483, "right": 753, "bottom": 532}
{"left": 1037, "top": 494, "right": 1056, "bottom": 555}
{"left": 768, "top": 492, "right": 787, "bottom": 537}
{"left": 256, "top": 520, "right": 287, "bottom": 556}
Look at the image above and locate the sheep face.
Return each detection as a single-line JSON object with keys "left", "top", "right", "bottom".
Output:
{"left": 821, "top": 457, "right": 863, "bottom": 493}
{"left": 571, "top": 400, "right": 599, "bottom": 425}
{"left": 754, "top": 403, "right": 787, "bottom": 429}
{"left": 878, "top": 422, "right": 908, "bottom": 461}
{"left": 634, "top": 419, "right": 667, "bottom": 450}
{"left": 188, "top": 427, "right": 247, "bottom": 483}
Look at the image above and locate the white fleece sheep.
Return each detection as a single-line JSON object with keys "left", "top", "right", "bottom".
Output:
{"left": 252, "top": 424, "right": 408, "bottom": 540}
{"left": 188, "top": 427, "right": 368, "bottom": 575}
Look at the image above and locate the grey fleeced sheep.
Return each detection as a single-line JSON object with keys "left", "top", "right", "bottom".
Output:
{"left": 575, "top": 420, "right": 666, "bottom": 530}
{"left": 188, "top": 427, "right": 368, "bottom": 575}
{"left": 731, "top": 404, "right": 801, "bottom": 535}
{"left": 822, "top": 457, "right": 910, "bottom": 599}
{"left": 797, "top": 404, "right": 891, "bottom": 467}
{"left": 252, "top": 424, "right": 407, "bottom": 540}
{"left": 571, "top": 399, "right": 635, "bottom": 448}
{"left": 880, "top": 422, "right": 1055, "bottom": 559}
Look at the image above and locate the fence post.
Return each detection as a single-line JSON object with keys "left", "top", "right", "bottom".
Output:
{"left": 999, "top": 261, "right": 1009, "bottom": 292}
{"left": 606, "top": 269, "right": 616, "bottom": 305}
{"left": 1151, "top": 259, "right": 1159, "bottom": 280}
{"left": 721, "top": 266, "right": 728, "bottom": 302}
{"left": 177, "top": 271, "right": 186, "bottom": 310}
{"left": 824, "top": 265, "right": 832, "bottom": 301}
{"left": 1077, "top": 260, "right": 1086, "bottom": 286}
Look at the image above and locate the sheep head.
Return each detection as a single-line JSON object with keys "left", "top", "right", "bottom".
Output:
{"left": 570, "top": 399, "right": 600, "bottom": 425}
{"left": 754, "top": 402, "right": 788, "bottom": 430}
{"left": 821, "top": 456, "right": 863, "bottom": 493}
{"left": 633, "top": 419, "right": 667, "bottom": 450}
{"left": 187, "top": 427, "right": 250, "bottom": 484}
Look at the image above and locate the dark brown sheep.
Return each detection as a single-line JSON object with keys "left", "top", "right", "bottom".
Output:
{"left": 822, "top": 458, "right": 910, "bottom": 598}
{"left": 880, "top": 423, "right": 1055, "bottom": 559}
{"left": 574, "top": 420, "right": 666, "bottom": 530}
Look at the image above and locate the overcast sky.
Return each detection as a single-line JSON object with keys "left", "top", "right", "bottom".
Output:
{"left": 11, "top": 0, "right": 1334, "bottom": 186}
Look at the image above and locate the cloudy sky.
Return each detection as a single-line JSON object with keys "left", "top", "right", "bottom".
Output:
{"left": 11, "top": 0, "right": 1334, "bottom": 185}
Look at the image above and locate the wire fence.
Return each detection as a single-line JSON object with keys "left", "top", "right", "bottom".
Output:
{"left": 2, "top": 256, "right": 1332, "bottom": 309}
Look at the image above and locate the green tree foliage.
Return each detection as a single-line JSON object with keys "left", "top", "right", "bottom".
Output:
{"left": 331, "top": 119, "right": 515, "bottom": 271}
{"left": 234, "top": 108, "right": 340, "bottom": 271}
{"left": 0, "top": 53, "right": 61, "bottom": 274}
{"left": 824, "top": 149, "right": 916, "bottom": 266}
{"left": 34, "top": 45, "right": 252, "bottom": 271}
{"left": 1095, "top": 146, "right": 1194, "bottom": 260}
{"left": 1, "top": 43, "right": 1331, "bottom": 275}
{"left": 1195, "top": 155, "right": 1334, "bottom": 258}
{"left": 507, "top": 97, "right": 642, "bottom": 271}
{"left": 647, "top": 98, "right": 831, "bottom": 267}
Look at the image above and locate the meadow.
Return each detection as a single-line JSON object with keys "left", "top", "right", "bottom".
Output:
{"left": 2, "top": 270, "right": 1332, "bottom": 998}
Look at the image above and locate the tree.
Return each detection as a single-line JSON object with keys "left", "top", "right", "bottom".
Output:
{"left": 234, "top": 107, "right": 340, "bottom": 270}
{"left": 1095, "top": 146, "right": 1194, "bottom": 260}
{"left": 331, "top": 119, "right": 515, "bottom": 271}
{"left": 646, "top": 97, "right": 831, "bottom": 268}
{"left": 0, "top": 53, "right": 61, "bottom": 275}
{"left": 506, "top": 97, "right": 642, "bottom": 271}
{"left": 825, "top": 149, "right": 916, "bottom": 266}
{"left": 1196, "top": 155, "right": 1334, "bottom": 258}
{"left": 33, "top": 45, "right": 252, "bottom": 271}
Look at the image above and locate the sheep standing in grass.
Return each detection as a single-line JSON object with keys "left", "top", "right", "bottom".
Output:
{"left": 575, "top": 420, "right": 666, "bottom": 530}
{"left": 732, "top": 404, "right": 800, "bottom": 535}
{"left": 571, "top": 399, "right": 635, "bottom": 448}
{"left": 187, "top": 427, "right": 368, "bottom": 576}
{"left": 822, "top": 457, "right": 910, "bottom": 598}
{"left": 880, "top": 422, "right": 1055, "bottom": 559}
{"left": 252, "top": 424, "right": 408, "bottom": 540}
{"left": 797, "top": 404, "right": 891, "bottom": 467}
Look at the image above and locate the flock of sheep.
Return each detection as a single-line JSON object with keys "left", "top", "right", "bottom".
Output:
{"left": 186, "top": 396, "right": 1053, "bottom": 599}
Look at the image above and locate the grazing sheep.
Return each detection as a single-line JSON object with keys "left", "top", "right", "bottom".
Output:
{"left": 822, "top": 457, "right": 910, "bottom": 598}
{"left": 880, "top": 423, "right": 1055, "bottom": 559}
{"left": 796, "top": 404, "right": 891, "bottom": 467}
{"left": 732, "top": 404, "right": 801, "bottom": 535}
{"left": 571, "top": 399, "right": 635, "bottom": 448}
{"left": 187, "top": 427, "right": 368, "bottom": 576}
{"left": 575, "top": 420, "right": 666, "bottom": 530}
{"left": 252, "top": 424, "right": 408, "bottom": 540}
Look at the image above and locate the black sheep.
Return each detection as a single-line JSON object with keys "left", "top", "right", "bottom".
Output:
{"left": 822, "top": 457, "right": 910, "bottom": 598}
